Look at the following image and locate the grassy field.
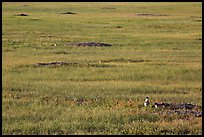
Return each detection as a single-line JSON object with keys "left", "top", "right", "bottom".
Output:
{"left": 2, "top": 2, "right": 202, "bottom": 135}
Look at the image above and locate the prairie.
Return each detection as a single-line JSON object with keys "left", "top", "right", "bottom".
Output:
{"left": 2, "top": 2, "right": 202, "bottom": 135}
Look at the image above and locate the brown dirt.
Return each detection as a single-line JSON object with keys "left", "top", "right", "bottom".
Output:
{"left": 136, "top": 13, "right": 169, "bottom": 16}
{"left": 15, "top": 13, "right": 28, "bottom": 16}
{"left": 68, "top": 42, "right": 112, "bottom": 47}
{"left": 60, "top": 12, "right": 76, "bottom": 14}
{"left": 152, "top": 102, "right": 202, "bottom": 118}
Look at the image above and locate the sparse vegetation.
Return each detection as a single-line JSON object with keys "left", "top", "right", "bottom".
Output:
{"left": 2, "top": 2, "right": 202, "bottom": 135}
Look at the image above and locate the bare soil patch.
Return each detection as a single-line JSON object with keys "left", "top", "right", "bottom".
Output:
{"left": 67, "top": 42, "right": 112, "bottom": 47}
{"left": 60, "top": 12, "right": 76, "bottom": 14}
{"left": 15, "top": 13, "right": 28, "bottom": 16}
{"left": 100, "top": 58, "right": 149, "bottom": 63}
{"left": 152, "top": 102, "right": 202, "bottom": 118}
{"left": 136, "top": 13, "right": 169, "bottom": 16}
{"left": 101, "top": 7, "right": 116, "bottom": 10}
{"left": 29, "top": 61, "right": 115, "bottom": 68}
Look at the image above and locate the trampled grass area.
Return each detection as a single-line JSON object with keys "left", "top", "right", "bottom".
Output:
{"left": 2, "top": 2, "right": 202, "bottom": 135}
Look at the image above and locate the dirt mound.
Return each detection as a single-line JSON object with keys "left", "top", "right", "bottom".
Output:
{"left": 36, "top": 62, "right": 79, "bottom": 67}
{"left": 32, "top": 61, "right": 115, "bottom": 68}
{"left": 69, "top": 42, "right": 112, "bottom": 47}
{"left": 60, "top": 12, "right": 76, "bottom": 14}
{"left": 102, "top": 7, "right": 116, "bottom": 10}
{"left": 136, "top": 13, "right": 169, "bottom": 16}
{"left": 152, "top": 102, "right": 202, "bottom": 117}
{"left": 15, "top": 13, "right": 28, "bottom": 16}
{"left": 100, "top": 58, "right": 148, "bottom": 63}
{"left": 152, "top": 102, "right": 196, "bottom": 109}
